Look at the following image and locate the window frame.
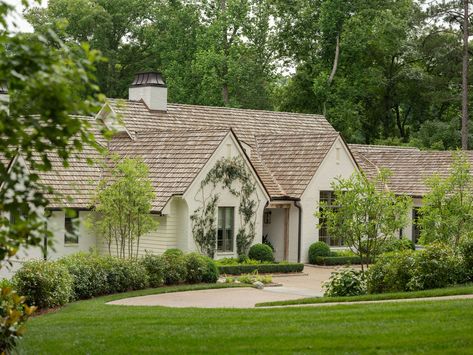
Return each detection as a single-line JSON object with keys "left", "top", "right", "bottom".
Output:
{"left": 217, "top": 206, "right": 235, "bottom": 253}
{"left": 64, "top": 210, "right": 79, "bottom": 245}
{"left": 318, "top": 190, "right": 344, "bottom": 247}
{"left": 412, "top": 207, "right": 421, "bottom": 244}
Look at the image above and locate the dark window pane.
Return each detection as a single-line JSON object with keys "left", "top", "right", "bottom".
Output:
{"left": 217, "top": 207, "right": 234, "bottom": 252}
{"left": 64, "top": 210, "right": 79, "bottom": 244}
{"left": 319, "top": 191, "right": 343, "bottom": 246}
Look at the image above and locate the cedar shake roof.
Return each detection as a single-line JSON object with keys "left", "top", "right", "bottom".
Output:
{"left": 108, "top": 129, "right": 230, "bottom": 211}
{"left": 349, "top": 144, "right": 473, "bottom": 196}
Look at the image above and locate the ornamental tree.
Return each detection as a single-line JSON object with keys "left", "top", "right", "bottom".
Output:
{"left": 91, "top": 157, "right": 157, "bottom": 259}
{"left": 315, "top": 170, "right": 411, "bottom": 272}
{"left": 418, "top": 151, "right": 473, "bottom": 248}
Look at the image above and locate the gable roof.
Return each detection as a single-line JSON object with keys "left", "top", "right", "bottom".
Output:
{"left": 349, "top": 144, "right": 473, "bottom": 196}
{"left": 108, "top": 128, "right": 232, "bottom": 211}
{"left": 106, "top": 99, "right": 340, "bottom": 200}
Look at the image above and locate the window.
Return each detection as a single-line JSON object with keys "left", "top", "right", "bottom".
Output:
{"left": 217, "top": 207, "right": 234, "bottom": 252}
{"left": 318, "top": 191, "right": 343, "bottom": 246}
{"left": 64, "top": 210, "right": 79, "bottom": 245}
{"left": 412, "top": 207, "right": 421, "bottom": 244}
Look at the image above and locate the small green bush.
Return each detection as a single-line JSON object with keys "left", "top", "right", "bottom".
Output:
{"left": 162, "top": 253, "right": 187, "bottom": 285}
{"left": 202, "top": 258, "right": 219, "bottom": 283}
{"left": 248, "top": 244, "right": 274, "bottom": 262}
{"left": 381, "top": 237, "right": 415, "bottom": 253}
{"left": 313, "top": 256, "right": 365, "bottom": 266}
{"left": 140, "top": 252, "right": 165, "bottom": 288}
{"left": 367, "top": 250, "right": 416, "bottom": 294}
{"left": 460, "top": 239, "right": 473, "bottom": 281}
{"left": 99, "top": 257, "right": 149, "bottom": 293}
{"left": 163, "top": 248, "right": 184, "bottom": 257}
{"left": 59, "top": 253, "right": 109, "bottom": 299}
{"left": 408, "top": 242, "right": 464, "bottom": 291}
{"left": 218, "top": 263, "right": 304, "bottom": 275}
{"left": 322, "top": 267, "right": 366, "bottom": 297}
{"left": 308, "top": 242, "right": 331, "bottom": 264}
{"left": 13, "top": 260, "right": 73, "bottom": 309}
{"left": 185, "top": 253, "right": 208, "bottom": 284}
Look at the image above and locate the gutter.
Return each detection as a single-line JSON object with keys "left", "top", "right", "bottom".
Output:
{"left": 294, "top": 200, "right": 302, "bottom": 263}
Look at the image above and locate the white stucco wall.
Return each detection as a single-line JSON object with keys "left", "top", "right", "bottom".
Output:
{"left": 299, "top": 137, "right": 359, "bottom": 263}
{"left": 183, "top": 133, "right": 269, "bottom": 258}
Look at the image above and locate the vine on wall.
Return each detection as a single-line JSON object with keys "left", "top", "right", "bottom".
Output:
{"left": 190, "top": 156, "right": 260, "bottom": 258}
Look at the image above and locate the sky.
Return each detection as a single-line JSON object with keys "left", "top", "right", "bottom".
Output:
{"left": 4, "top": 0, "right": 46, "bottom": 32}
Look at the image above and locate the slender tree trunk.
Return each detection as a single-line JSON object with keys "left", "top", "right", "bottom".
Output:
{"left": 462, "top": 0, "right": 469, "bottom": 150}
{"left": 221, "top": 0, "right": 230, "bottom": 106}
{"left": 328, "top": 34, "right": 340, "bottom": 85}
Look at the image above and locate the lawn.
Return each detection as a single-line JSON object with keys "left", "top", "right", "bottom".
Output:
{"left": 256, "top": 284, "right": 473, "bottom": 307}
{"left": 18, "top": 284, "right": 473, "bottom": 354}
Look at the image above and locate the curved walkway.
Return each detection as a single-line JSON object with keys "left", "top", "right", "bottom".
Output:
{"left": 108, "top": 266, "right": 335, "bottom": 308}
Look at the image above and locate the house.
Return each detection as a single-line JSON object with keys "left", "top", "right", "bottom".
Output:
{"left": 0, "top": 71, "right": 467, "bottom": 275}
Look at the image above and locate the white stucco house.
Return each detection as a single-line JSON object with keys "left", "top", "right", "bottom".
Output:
{"left": 1, "top": 71, "right": 469, "bottom": 276}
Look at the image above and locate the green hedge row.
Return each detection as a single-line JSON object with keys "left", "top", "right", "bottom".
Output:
{"left": 314, "top": 256, "right": 368, "bottom": 266}
{"left": 218, "top": 263, "right": 304, "bottom": 275}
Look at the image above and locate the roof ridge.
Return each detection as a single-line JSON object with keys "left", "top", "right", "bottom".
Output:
{"left": 349, "top": 143, "right": 420, "bottom": 151}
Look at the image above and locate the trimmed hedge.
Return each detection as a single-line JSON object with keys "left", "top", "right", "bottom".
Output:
{"left": 314, "top": 256, "right": 367, "bottom": 266}
{"left": 218, "top": 263, "right": 304, "bottom": 275}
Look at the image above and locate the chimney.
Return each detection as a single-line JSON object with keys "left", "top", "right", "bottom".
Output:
{"left": 128, "top": 72, "right": 167, "bottom": 111}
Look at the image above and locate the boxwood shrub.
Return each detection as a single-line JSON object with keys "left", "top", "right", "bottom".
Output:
{"left": 13, "top": 260, "right": 73, "bottom": 309}
{"left": 218, "top": 263, "right": 304, "bottom": 275}
{"left": 161, "top": 252, "right": 187, "bottom": 285}
{"left": 308, "top": 242, "right": 331, "bottom": 264}
{"left": 140, "top": 252, "right": 165, "bottom": 288}
{"left": 313, "top": 256, "right": 365, "bottom": 266}
{"left": 248, "top": 244, "right": 274, "bottom": 262}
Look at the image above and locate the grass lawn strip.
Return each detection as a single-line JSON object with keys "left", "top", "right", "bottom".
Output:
{"left": 256, "top": 284, "right": 473, "bottom": 307}
{"left": 17, "top": 284, "right": 473, "bottom": 354}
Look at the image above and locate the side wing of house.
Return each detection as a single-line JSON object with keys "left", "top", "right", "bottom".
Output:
{"left": 299, "top": 136, "right": 359, "bottom": 262}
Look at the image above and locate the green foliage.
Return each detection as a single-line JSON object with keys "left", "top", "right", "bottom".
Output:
{"left": 163, "top": 248, "right": 184, "bottom": 257}
{"left": 313, "top": 255, "right": 365, "bottom": 266}
{"left": 316, "top": 170, "right": 411, "bottom": 271}
{"left": 418, "top": 152, "right": 473, "bottom": 247}
{"left": 322, "top": 267, "right": 366, "bottom": 297}
{"left": 367, "top": 250, "right": 416, "bottom": 294}
{"left": 202, "top": 258, "right": 220, "bottom": 283}
{"left": 13, "top": 260, "right": 73, "bottom": 309}
{"left": 408, "top": 242, "right": 465, "bottom": 291}
{"left": 140, "top": 252, "right": 165, "bottom": 288}
{"left": 459, "top": 239, "right": 473, "bottom": 281}
{"left": 381, "top": 237, "right": 415, "bottom": 254}
{"left": 184, "top": 252, "right": 208, "bottom": 284}
{"left": 161, "top": 253, "right": 187, "bottom": 285}
{"left": 218, "top": 263, "right": 304, "bottom": 275}
{"left": 308, "top": 241, "right": 331, "bottom": 263}
{"left": 191, "top": 157, "right": 260, "bottom": 257}
{"left": 91, "top": 157, "right": 158, "bottom": 259}
{"left": 248, "top": 243, "right": 274, "bottom": 262}
{"left": 0, "top": 284, "right": 36, "bottom": 354}
{"left": 0, "top": 0, "right": 105, "bottom": 263}
{"left": 237, "top": 272, "right": 272, "bottom": 285}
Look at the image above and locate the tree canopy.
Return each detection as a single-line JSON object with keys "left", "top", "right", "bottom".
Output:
{"left": 25, "top": 0, "right": 473, "bottom": 149}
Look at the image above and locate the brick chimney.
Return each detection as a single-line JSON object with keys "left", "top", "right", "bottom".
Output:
{"left": 128, "top": 72, "right": 167, "bottom": 111}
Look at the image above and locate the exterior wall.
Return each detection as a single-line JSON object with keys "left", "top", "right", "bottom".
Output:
{"left": 402, "top": 197, "right": 423, "bottom": 243}
{"left": 299, "top": 137, "right": 358, "bottom": 263}
{"left": 183, "top": 134, "right": 269, "bottom": 259}
{"left": 263, "top": 208, "right": 285, "bottom": 261}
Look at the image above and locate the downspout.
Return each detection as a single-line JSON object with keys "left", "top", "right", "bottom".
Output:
{"left": 294, "top": 201, "right": 302, "bottom": 263}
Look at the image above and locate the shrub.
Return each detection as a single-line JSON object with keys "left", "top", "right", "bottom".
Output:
{"left": 322, "top": 267, "right": 366, "bottom": 297}
{"left": 308, "top": 242, "right": 331, "bottom": 264}
{"left": 367, "top": 250, "right": 416, "bottom": 294}
{"left": 140, "top": 252, "right": 165, "bottom": 288}
{"left": 408, "top": 242, "right": 464, "bottom": 291}
{"left": 313, "top": 256, "right": 365, "bottom": 266}
{"left": 161, "top": 253, "right": 187, "bottom": 285}
{"left": 381, "top": 237, "right": 415, "bottom": 254}
{"left": 163, "top": 248, "right": 184, "bottom": 257}
{"left": 460, "top": 239, "right": 473, "bottom": 281}
{"left": 202, "top": 258, "right": 219, "bottom": 283}
{"left": 0, "top": 284, "right": 36, "bottom": 353}
{"left": 58, "top": 253, "right": 109, "bottom": 300}
{"left": 98, "top": 257, "right": 149, "bottom": 293}
{"left": 218, "top": 263, "right": 304, "bottom": 275}
{"left": 248, "top": 244, "right": 274, "bottom": 262}
{"left": 13, "top": 260, "right": 73, "bottom": 309}
{"left": 185, "top": 253, "right": 208, "bottom": 284}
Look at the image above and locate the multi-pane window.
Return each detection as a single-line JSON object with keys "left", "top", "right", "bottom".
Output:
{"left": 318, "top": 191, "right": 343, "bottom": 246}
{"left": 217, "top": 207, "right": 234, "bottom": 252}
{"left": 412, "top": 207, "right": 421, "bottom": 244}
{"left": 64, "top": 210, "right": 79, "bottom": 245}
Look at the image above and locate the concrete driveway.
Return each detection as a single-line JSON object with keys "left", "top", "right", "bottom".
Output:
{"left": 108, "top": 265, "right": 341, "bottom": 308}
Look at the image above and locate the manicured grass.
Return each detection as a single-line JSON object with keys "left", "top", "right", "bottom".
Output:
{"left": 17, "top": 284, "right": 473, "bottom": 354}
{"left": 256, "top": 284, "right": 473, "bottom": 307}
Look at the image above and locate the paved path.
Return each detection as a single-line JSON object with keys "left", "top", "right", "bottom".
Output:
{"left": 108, "top": 265, "right": 341, "bottom": 308}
